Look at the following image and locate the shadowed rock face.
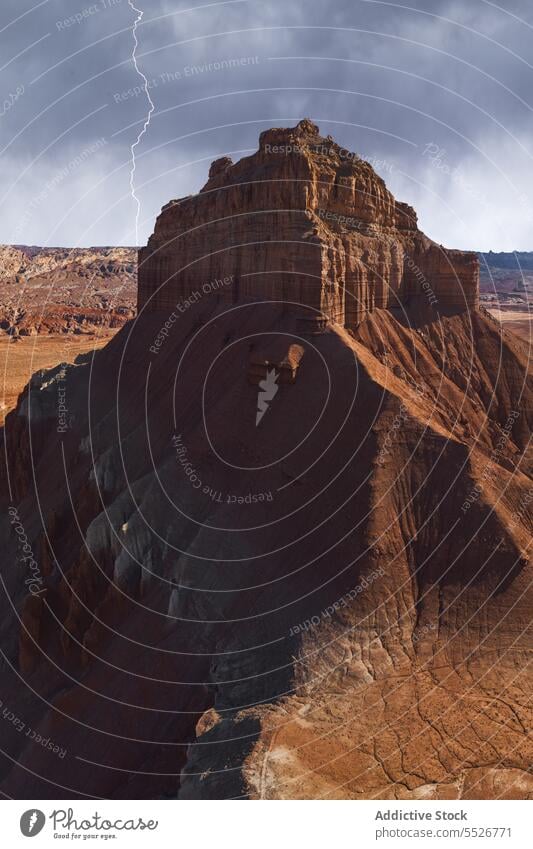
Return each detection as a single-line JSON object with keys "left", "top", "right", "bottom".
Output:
{"left": 0, "top": 300, "right": 531, "bottom": 800}
{"left": 138, "top": 120, "right": 479, "bottom": 325}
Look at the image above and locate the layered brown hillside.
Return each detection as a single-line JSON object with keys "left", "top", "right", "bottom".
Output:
{"left": 0, "top": 299, "right": 530, "bottom": 799}
{"left": 139, "top": 120, "right": 478, "bottom": 325}
{"left": 0, "top": 124, "right": 530, "bottom": 801}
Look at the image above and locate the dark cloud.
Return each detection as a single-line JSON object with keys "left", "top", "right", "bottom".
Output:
{"left": 1, "top": 0, "right": 532, "bottom": 249}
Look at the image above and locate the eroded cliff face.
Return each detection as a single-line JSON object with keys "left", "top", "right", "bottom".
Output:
{"left": 0, "top": 298, "right": 530, "bottom": 799}
{"left": 0, "top": 124, "right": 529, "bottom": 801}
{"left": 138, "top": 120, "right": 478, "bottom": 325}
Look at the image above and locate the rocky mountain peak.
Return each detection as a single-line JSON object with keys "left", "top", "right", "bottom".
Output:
{"left": 139, "top": 122, "right": 479, "bottom": 323}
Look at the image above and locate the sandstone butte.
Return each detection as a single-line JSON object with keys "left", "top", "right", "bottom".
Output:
{"left": 138, "top": 119, "right": 478, "bottom": 325}
{"left": 0, "top": 121, "right": 531, "bottom": 801}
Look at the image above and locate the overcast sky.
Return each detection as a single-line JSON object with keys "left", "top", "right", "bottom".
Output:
{"left": 0, "top": 0, "right": 532, "bottom": 250}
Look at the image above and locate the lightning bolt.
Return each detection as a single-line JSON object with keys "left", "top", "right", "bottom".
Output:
{"left": 127, "top": 1, "right": 154, "bottom": 246}
{"left": 28, "top": 812, "right": 38, "bottom": 833}
{"left": 256, "top": 368, "right": 279, "bottom": 425}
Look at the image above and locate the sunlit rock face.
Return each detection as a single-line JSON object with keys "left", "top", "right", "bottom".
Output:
{"left": 138, "top": 119, "right": 478, "bottom": 325}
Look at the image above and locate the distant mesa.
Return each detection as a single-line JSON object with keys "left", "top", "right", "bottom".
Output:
{"left": 139, "top": 119, "right": 479, "bottom": 326}
{"left": 0, "top": 245, "right": 137, "bottom": 338}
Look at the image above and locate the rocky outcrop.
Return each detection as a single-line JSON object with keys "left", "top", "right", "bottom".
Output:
{"left": 0, "top": 126, "right": 529, "bottom": 802}
{"left": 0, "top": 297, "right": 530, "bottom": 799}
{"left": 139, "top": 120, "right": 478, "bottom": 325}
{"left": 0, "top": 245, "right": 137, "bottom": 336}
{"left": 0, "top": 245, "right": 136, "bottom": 284}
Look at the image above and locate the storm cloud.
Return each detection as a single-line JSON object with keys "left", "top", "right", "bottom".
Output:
{"left": 0, "top": 0, "right": 532, "bottom": 250}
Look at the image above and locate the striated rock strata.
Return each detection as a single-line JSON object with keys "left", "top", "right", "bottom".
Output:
{"left": 139, "top": 120, "right": 478, "bottom": 325}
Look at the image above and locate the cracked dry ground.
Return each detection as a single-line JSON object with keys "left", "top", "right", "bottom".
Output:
{"left": 0, "top": 302, "right": 531, "bottom": 799}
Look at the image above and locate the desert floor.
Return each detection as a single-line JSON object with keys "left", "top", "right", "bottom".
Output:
{"left": 488, "top": 305, "right": 533, "bottom": 343}
{"left": 0, "top": 332, "right": 116, "bottom": 425}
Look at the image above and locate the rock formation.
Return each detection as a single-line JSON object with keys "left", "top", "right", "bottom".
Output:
{"left": 0, "top": 245, "right": 138, "bottom": 425}
{"left": 0, "top": 245, "right": 136, "bottom": 336}
{"left": 0, "top": 124, "right": 530, "bottom": 801}
{"left": 139, "top": 120, "right": 478, "bottom": 325}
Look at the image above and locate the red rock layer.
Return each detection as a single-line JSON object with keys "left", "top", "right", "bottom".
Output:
{"left": 0, "top": 301, "right": 530, "bottom": 799}
{"left": 138, "top": 120, "right": 478, "bottom": 325}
